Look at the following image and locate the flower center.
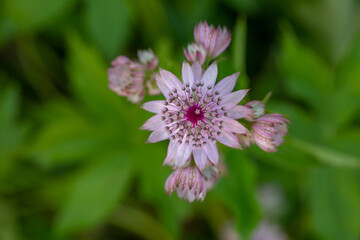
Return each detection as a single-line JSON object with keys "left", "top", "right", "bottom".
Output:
{"left": 185, "top": 104, "right": 204, "bottom": 125}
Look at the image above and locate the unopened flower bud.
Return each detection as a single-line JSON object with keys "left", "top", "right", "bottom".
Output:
{"left": 183, "top": 43, "right": 207, "bottom": 65}
{"left": 107, "top": 56, "right": 145, "bottom": 103}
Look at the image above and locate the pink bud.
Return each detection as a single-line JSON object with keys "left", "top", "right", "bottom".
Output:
{"left": 194, "top": 21, "right": 231, "bottom": 59}
{"left": 107, "top": 56, "right": 146, "bottom": 103}
{"left": 183, "top": 43, "right": 207, "bottom": 65}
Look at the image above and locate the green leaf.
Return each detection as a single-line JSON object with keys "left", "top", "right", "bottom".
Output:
{"left": 329, "top": 35, "right": 360, "bottom": 130}
{"left": 110, "top": 206, "right": 175, "bottom": 240}
{"left": 289, "top": 138, "right": 360, "bottom": 169}
{"left": 292, "top": 0, "right": 360, "bottom": 65}
{"left": 232, "top": 17, "right": 249, "bottom": 89}
{"left": 0, "top": 84, "right": 19, "bottom": 126}
{"left": 137, "top": 143, "right": 190, "bottom": 236}
{"left": 3, "top": 0, "right": 73, "bottom": 32}
{"left": 307, "top": 168, "right": 360, "bottom": 240}
{"left": 278, "top": 26, "right": 333, "bottom": 112}
{"left": 0, "top": 200, "right": 22, "bottom": 240}
{"left": 55, "top": 152, "right": 132, "bottom": 235}
{"left": 0, "top": 84, "right": 26, "bottom": 165}
{"left": 85, "top": 0, "right": 131, "bottom": 59}
{"left": 66, "top": 32, "right": 128, "bottom": 121}
{"left": 214, "top": 150, "right": 260, "bottom": 239}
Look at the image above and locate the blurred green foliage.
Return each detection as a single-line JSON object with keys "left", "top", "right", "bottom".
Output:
{"left": 0, "top": 0, "right": 360, "bottom": 239}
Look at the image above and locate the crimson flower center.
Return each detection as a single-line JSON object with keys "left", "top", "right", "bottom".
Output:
{"left": 185, "top": 104, "right": 205, "bottom": 125}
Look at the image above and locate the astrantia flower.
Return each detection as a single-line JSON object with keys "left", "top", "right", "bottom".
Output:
{"left": 251, "top": 114, "right": 288, "bottom": 152}
{"left": 108, "top": 56, "right": 145, "bottom": 103}
{"left": 137, "top": 49, "right": 159, "bottom": 71}
{"left": 141, "top": 61, "right": 249, "bottom": 170}
{"left": 165, "top": 164, "right": 206, "bottom": 202}
{"left": 183, "top": 42, "right": 207, "bottom": 65}
{"left": 194, "top": 21, "right": 231, "bottom": 59}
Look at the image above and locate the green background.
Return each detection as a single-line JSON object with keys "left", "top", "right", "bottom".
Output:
{"left": 0, "top": 0, "right": 360, "bottom": 239}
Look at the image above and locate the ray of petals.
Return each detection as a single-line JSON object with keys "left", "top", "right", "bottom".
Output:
{"left": 200, "top": 61, "right": 218, "bottom": 88}
{"left": 193, "top": 150, "right": 207, "bottom": 170}
{"left": 146, "top": 128, "right": 170, "bottom": 143}
{"left": 141, "top": 100, "right": 165, "bottom": 113}
{"left": 214, "top": 72, "right": 239, "bottom": 96}
{"left": 140, "top": 114, "right": 163, "bottom": 131}
{"left": 221, "top": 117, "right": 248, "bottom": 133}
{"left": 221, "top": 89, "right": 249, "bottom": 108}
{"left": 216, "top": 131, "right": 241, "bottom": 149}
{"left": 182, "top": 62, "right": 195, "bottom": 86}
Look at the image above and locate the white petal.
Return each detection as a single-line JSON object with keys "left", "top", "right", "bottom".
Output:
{"left": 141, "top": 100, "right": 165, "bottom": 113}
{"left": 214, "top": 72, "right": 239, "bottom": 96}
{"left": 182, "top": 61, "right": 194, "bottom": 87}
{"left": 155, "top": 73, "right": 171, "bottom": 98}
{"left": 221, "top": 117, "right": 248, "bottom": 134}
{"left": 175, "top": 143, "right": 192, "bottom": 167}
{"left": 205, "top": 142, "right": 219, "bottom": 165}
{"left": 140, "top": 114, "right": 163, "bottom": 131}
{"left": 163, "top": 140, "right": 178, "bottom": 166}
{"left": 146, "top": 128, "right": 170, "bottom": 143}
{"left": 193, "top": 149, "right": 207, "bottom": 170}
{"left": 159, "top": 68, "right": 182, "bottom": 91}
{"left": 227, "top": 105, "right": 252, "bottom": 119}
{"left": 192, "top": 61, "right": 202, "bottom": 82}
{"left": 221, "top": 89, "right": 249, "bottom": 108}
{"left": 215, "top": 132, "right": 241, "bottom": 149}
{"left": 200, "top": 61, "right": 218, "bottom": 88}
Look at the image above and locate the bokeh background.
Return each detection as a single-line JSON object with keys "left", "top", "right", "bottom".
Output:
{"left": 1, "top": 0, "right": 360, "bottom": 239}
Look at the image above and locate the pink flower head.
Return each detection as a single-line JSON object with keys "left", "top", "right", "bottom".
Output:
{"left": 183, "top": 42, "right": 207, "bottom": 65}
{"left": 165, "top": 164, "right": 206, "bottom": 202}
{"left": 137, "top": 49, "right": 159, "bottom": 71}
{"left": 108, "top": 56, "right": 145, "bottom": 103}
{"left": 245, "top": 100, "right": 265, "bottom": 121}
{"left": 141, "top": 61, "right": 249, "bottom": 170}
{"left": 251, "top": 114, "right": 288, "bottom": 152}
{"left": 194, "top": 21, "right": 231, "bottom": 59}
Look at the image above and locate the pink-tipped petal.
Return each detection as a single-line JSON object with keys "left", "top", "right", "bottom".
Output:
{"left": 155, "top": 73, "right": 172, "bottom": 98}
{"left": 159, "top": 68, "right": 183, "bottom": 92}
{"left": 227, "top": 105, "right": 252, "bottom": 119}
{"left": 182, "top": 62, "right": 195, "bottom": 87}
{"left": 214, "top": 72, "right": 239, "bottom": 96}
{"left": 175, "top": 143, "right": 192, "bottom": 167}
{"left": 140, "top": 114, "right": 163, "bottom": 131}
{"left": 163, "top": 140, "right": 178, "bottom": 166}
{"left": 205, "top": 143, "right": 219, "bottom": 166}
{"left": 221, "top": 117, "right": 248, "bottom": 134}
{"left": 221, "top": 89, "right": 249, "bottom": 108}
{"left": 216, "top": 132, "right": 241, "bottom": 149}
{"left": 201, "top": 61, "right": 218, "bottom": 88}
{"left": 192, "top": 62, "right": 203, "bottom": 82}
{"left": 193, "top": 149, "right": 207, "bottom": 170}
{"left": 141, "top": 100, "right": 165, "bottom": 113}
{"left": 146, "top": 128, "right": 170, "bottom": 143}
